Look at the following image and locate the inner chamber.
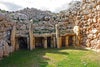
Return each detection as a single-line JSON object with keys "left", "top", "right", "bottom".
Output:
{"left": 18, "top": 37, "right": 28, "bottom": 49}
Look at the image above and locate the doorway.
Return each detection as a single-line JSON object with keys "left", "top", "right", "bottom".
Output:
{"left": 18, "top": 37, "right": 28, "bottom": 49}
{"left": 62, "top": 36, "right": 66, "bottom": 47}
{"left": 35, "top": 37, "right": 44, "bottom": 48}
{"left": 68, "top": 36, "right": 73, "bottom": 46}
{"left": 47, "top": 37, "right": 51, "bottom": 48}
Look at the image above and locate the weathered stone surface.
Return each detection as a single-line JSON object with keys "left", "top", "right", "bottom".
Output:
{"left": 73, "top": 26, "right": 80, "bottom": 35}
{"left": 0, "top": 13, "right": 5, "bottom": 21}
{"left": 0, "top": 0, "right": 99, "bottom": 59}
{"left": 3, "top": 41, "right": 9, "bottom": 56}
{"left": 0, "top": 47, "right": 3, "bottom": 58}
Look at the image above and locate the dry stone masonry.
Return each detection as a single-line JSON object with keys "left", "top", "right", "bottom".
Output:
{"left": 0, "top": 13, "right": 14, "bottom": 58}
{"left": 77, "top": 0, "right": 100, "bottom": 49}
{"left": 0, "top": 0, "right": 100, "bottom": 59}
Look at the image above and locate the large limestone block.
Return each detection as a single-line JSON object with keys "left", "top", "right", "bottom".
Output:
{"left": 86, "top": 39, "right": 91, "bottom": 47}
{"left": 96, "top": 5, "right": 100, "bottom": 11}
{"left": 44, "top": 37, "right": 47, "bottom": 48}
{"left": 95, "top": 40, "right": 100, "bottom": 49}
{"left": 0, "top": 47, "right": 3, "bottom": 58}
{"left": 91, "top": 28, "right": 98, "bottom": 34}
{"left": 65, "top": 36, "right": 69, "bottom": 47}
{"left": 3, "top": 41, "right": 10, "bottom": 57}
{"left": 73, "top": 26, "right": 80, "bottom": 35}
{"left": 9, "top": 46, "right": 14, "bottom": 53}
{"left": 59, "top": 37, "right": 62, "bottom": 48}
{"left": 87, "top": 34, "right": 94, "bottom": 39}
{"left": 11, "top": 26, "right": 16, "bottom": 51}
{"left": 0, "top": 40, "right": 3, "bottom": 58}
{"left": 90, "top": 39, "right": 98, "bottom": 48}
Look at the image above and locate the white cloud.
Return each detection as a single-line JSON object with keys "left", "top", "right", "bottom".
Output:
{"left": 0, "top": 0, "right": 81, "bottom": 12}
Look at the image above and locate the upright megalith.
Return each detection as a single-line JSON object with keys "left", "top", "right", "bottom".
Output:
{"left": 44, "top": 37, "right": 47, "bottom": 48}
{"left": 55, "top": 24, "right": 60, "bottom": 48}
{"left": 73, "top": 26, "right": 80, "bottom": 46}
{"left": 29, "top": 23, "right": 35, "bottom": 50}
{"left": 11, "top": 26, "right": 16, "bottom": 51}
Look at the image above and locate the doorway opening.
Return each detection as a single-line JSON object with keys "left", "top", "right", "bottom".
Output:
{"left": 35, "top": 37, "right": 44, "bottom": 48}
{"left": 68, "top": 36, "right": 73, "bottom": 46}
{"left": 18, "top": 37, "right": 28, "bottom": 49}
{"left": 62, "top": 36, "right": 66, "bottom": 47}
{"left": 47, "top": 37, "right": 51, "bottom": 48}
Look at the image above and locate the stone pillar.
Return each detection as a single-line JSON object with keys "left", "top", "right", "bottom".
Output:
{"left": 0, "top": 46, "right": 3, "bottom": 58}
{"left": 76, "top": 36, "right": 80, "bottom": 46}
{"left": 65, "top": 36, "right": 69, "bottom": 47}
{"left": 53, "top": 37, "right": 56, "bottom": 48}
{"left": 11, "top": 26, "right": 16, "bottom": 51}
{"left": 33, "top": 37, "right": 35, "bottom": 49}
{"left": 59, "top": 37, "right": 62, "bottom": 48}
{"left": 29, "top": 23, "right": 35, "bottom": 50}
{"left": 27, "top": 37, "right": 29, "bottom": 49}
{"left": 44, "top": 37, "right": 47, "bottom": 48}
{"left": 55, "top": 24, "right": 60, "bottom": 48}
{"left": 51, "top": 37, "right": 53, "bottom": 48}
{"left": 15, "top": 38, "right": 19, "bottom": 50}
{"left": 73, "top": 26, "right": 80, "bottom": 46}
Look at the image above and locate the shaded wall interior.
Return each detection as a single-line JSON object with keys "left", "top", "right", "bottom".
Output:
{"left": 35, "top": 37, "right": 44, "bottom": 48}
{"left": 47, "top": 37, "right": 51, "bottom": 48}
{"left": 61, "top": 36, "right": 74, "bottom": 47}
{"left": 35, "top": 37, "right": 52, "bottom": 48}
{"left": 17, "top": 37, "right": 28, "bottom": 49}
{"left": 62, "top": 36, "right": 66, "bottom": 47}
{"left": 6, "top": 30, "right": 12, "bottom": 46}
{"left": 68, "top": 36, "right": 73, "bottom": 46}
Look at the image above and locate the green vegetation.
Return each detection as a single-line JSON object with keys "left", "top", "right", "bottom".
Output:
{"left": 0, "top": 10, "right": 6, "bottom": 13}
{"left": 0, "top": 48, "right": 100, "bottom": 67}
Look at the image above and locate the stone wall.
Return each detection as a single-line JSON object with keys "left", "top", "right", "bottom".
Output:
{"left": 76, "top": 0, "right": 100, "bottom": 49}
{"left": 0, "top": 0, "right": 100, "bottom": 59}
{"left": 56, "top": 0, "right": 100, "bottom": 49}
{"left": 0, "top": 13, "right": 14, "bottom": 58}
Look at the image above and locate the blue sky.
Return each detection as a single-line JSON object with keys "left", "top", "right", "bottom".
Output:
{"left": 0, "top": 0, "right": 81, "bottom": 12}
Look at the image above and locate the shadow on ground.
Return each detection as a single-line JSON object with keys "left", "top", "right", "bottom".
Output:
{"left": 0, "top": 47, "right": 89, "bottom": 67}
